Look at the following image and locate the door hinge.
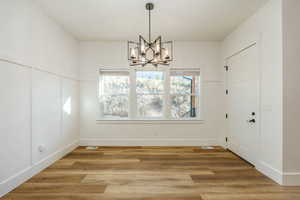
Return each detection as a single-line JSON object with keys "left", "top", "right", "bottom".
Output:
{"left": 226, "top": 89, "right": 228, "bottom": 95}
{"left": 225, "top": 137, "right": 228, "bottom": 143}
{"left": 224, "top": 66, "right": 229, "bottom": 71}
{"left": 226, "top": 113, "right": 228, "bottom": 119}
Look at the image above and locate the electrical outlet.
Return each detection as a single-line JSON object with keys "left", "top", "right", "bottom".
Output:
{"left": 38, "top": 145, "right": 46, "bottom": 153}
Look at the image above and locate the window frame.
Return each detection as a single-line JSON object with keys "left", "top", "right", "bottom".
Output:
{"left": 98, "top": 69, "right": 130, "bottom": 120}
{"left": 169, "top": 69, "right": 201, "bottom": 120}
{"left": 97, "top": 67, "right": 203, "bottom": 122}
{"left": 135, "top": 69, "right": 166, "bottom": 120}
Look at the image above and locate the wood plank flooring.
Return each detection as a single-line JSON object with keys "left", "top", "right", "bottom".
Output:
{"left": 2, "top": 146, "right": 300, "bottom": 200}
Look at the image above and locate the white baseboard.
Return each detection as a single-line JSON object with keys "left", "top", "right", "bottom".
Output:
{"left": 283, "top": 172, "right": 300, "bottom": 186}
{"left": 80, "top": 138, "right": 218, "bottom": 146}
{"left": 0, "top": 141, "right": 79, "bottom": 197}
{"left": 256, "top": 161, "right": 283, "bottom": 185}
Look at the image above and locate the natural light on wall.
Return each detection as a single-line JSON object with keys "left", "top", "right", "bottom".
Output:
{"left": 63, "top": 97, "right": 72, "bottom": 115}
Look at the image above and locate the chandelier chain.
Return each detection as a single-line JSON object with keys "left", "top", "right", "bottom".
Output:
{"left": 149, "top": 8, "right": 151, "bottom": 42}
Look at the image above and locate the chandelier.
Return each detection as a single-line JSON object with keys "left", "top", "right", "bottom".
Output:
{"left": 127, "top": 3, "right": 173, "bottom": 67}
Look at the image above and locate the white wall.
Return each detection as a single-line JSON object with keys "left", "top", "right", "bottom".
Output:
{"left": 0, "top": 63, "right": 31, "bottom": 184}
{"left": 0, "top": 0, "right": 79, "bottom": 79}
{"left": 0, "top": 0, "right": 80, "bottom": 196}
{"left": 2, "top": 0, "right": 298, "bottom": 194}
{"left": 282, "top": 0, "right": 300, "bottom": 185}
{"left": 79, "top": 41, "right": 225, "bottom": 146}
{"left": 221, "top": 0, "right": 283, "bottom": 183}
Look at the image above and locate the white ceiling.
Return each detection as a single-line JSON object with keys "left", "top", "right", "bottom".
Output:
{"left": 36, "top": 0, "right": 268, "bottom": 41}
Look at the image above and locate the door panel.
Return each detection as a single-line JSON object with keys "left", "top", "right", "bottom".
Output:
{"left": 227, "top": 44, "right": 259, "bottom": 165}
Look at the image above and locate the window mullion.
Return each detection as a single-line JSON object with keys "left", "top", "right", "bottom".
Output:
{"left": 98, "top": 73, "right": 104, "bottom": 118}
{"left": 164, "top": 69, "right": 171, "bottom": 119}
{"left": 129, "top": 69, "right": 137, "bottom": 119}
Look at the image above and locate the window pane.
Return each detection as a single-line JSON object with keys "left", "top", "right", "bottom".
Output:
{"left": 101, "top": 75, "right": 129, "bottom": 94}
{"left": 102, "top": 95, "right": 129, "bottom": 118}
{"left": 171, "top": 95, "right": 198, "bottom": 119}
{"left": 171, "top": 75, "right": 199, "bottom": 94}
{"left": 137, "top": 95, "right": 163, "bottom": 117}
{"left": 136, "top": 71, "right": 164, "bottom": 94}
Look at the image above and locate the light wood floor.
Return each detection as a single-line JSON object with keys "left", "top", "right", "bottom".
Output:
{"left": 2, "top": 146, "right": 300, "bottom": 200}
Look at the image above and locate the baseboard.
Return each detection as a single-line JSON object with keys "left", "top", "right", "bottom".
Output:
{"left": 0, "top": 140, "right": 79, "bottom": 197}
{"left": 283, "top": 172, "right": 300, "bottom": 186}
{"left": 79, "top": 138, "right": 218, "bottom": 146}
{"left": 218, "top": 138, "right": 228, "bottom": 149}
{"left": 256, "top": 161, "right": 283, "bottom": 185}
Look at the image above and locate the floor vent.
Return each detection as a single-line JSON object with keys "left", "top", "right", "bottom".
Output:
{"left": 86, "top": 146, "right": 98, "bottom": 150}
{"left": 201, "top": 146, "right": 215, "bottom": 149}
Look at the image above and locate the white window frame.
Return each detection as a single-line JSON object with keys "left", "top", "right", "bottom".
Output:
{"left": 97, "top": 67, "right": 203, "bottom": 123}
{"left": 98, "top": 68, "right": 130, "bottom": 120}
{"left": 134, "top": 68, "right": 166, "bottom": 120}
{"left": 169, "top": 68, "right": 202, "bottom": 120}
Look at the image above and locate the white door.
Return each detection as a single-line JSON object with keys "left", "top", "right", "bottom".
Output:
{"left": 227, "top": 44, "right": 259, "bottom": 165}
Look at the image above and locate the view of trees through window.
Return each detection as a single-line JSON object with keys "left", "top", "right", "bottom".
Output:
{"left": 100, "top": 72, "right": 129, "bottom": 118}
{"left": 170, "top": 75, "right": 199, "bottom": 119}
{"left": 136, "top": 71, "right": 164, "bottom": 118}
{"left": 99, "top": 69, "right": 200, "bottom": 119}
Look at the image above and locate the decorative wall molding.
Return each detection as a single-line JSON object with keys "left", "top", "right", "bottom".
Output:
{"left": 283, "top": 172, "right": 300, "bottom": 186}
{"left": 256, "top": 161, "right": 283, "bottom": 185}
{"left": 0, "top": 55, "right": 79, "bottom": 81}
{"left": 256, "top": 161, "right": 300, "bottom": 186}
{"left": 0, "top": 141, "right": 79, "bottom": 198}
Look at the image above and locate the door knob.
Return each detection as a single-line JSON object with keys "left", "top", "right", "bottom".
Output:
{"left": 247, "top": 119, "right": 256, "bottom": 123}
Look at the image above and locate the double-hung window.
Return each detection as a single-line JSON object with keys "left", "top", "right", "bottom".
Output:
{"left": 170, "top": 69, "right": 200, "bottom": 119}
{"left": 99, "top": 68, "right": 201, "bottom": 120}
{"left": 99, "top": 70, "right": 130, "bottom": 119}
{"left": 136, "top": 71, "right": 165, "bottom": 118}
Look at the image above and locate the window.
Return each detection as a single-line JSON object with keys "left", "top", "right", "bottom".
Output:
{"left": 98, "top": 68, "right": 201, "bottom": 120}
{"left": 170, "top": 70, "right": 200, "bottom": 119}
{"left": 99, "top": 70, "right": 129, "bottom": 118}
{"left": 136, "top": 71, "right": 164, "bottom": 118}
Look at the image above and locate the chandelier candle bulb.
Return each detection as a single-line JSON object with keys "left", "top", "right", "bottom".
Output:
{"left": 155, "top": 43, "right": 160, "bottom": 55}
{"left": 130, "top": 48, "right": 136, "bottom": 59}
{"left": 163, "top": 48, "right": 169, "bottom": 60}
{"left": 141, "top": 43, "right": 146, "bottom": 55}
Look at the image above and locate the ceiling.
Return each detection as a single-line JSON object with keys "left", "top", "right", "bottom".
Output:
{"left": 36, "top": 0, "right": 268, "bottom": 41}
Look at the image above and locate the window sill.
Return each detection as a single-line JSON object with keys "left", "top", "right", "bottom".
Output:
{"left": 96, "top": 119, "right": 204, "bottom": 124}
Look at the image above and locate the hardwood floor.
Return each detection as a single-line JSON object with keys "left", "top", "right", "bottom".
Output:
{"left": 2, "top": 146, "right": 300, "bottom": 200}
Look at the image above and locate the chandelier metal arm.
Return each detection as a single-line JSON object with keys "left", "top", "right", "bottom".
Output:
{"left": 127, "top": 2, "right": 173, "bottom": 67}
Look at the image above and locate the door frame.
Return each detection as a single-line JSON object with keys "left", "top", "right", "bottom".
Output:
{"left": 224, "top": 37, "right": 262, "bottom": 167}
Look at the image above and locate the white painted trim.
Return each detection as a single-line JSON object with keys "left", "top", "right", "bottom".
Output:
{"left": 282, "top": 172, "right": 300, "bottom": 186}
{"left": 30, "top": 68, "right": 34, "bottom": 166}
{"left": 80, "top": 79, "right": 224, "bottom": 84}
{"left": 0, "top": 141, "right": 79, "bottom": 198}
{"left": 256, "top": 161, "right": 300, "bottom": 186}
{"left": 96, "top": 119, "right": 204, "bottom": 124}
{"left": 0, "top": 55, "right": 79, "bottom": 81}
{"left": 80, "top": 138, "right": 217, "bottom": 146}
{"left": 255, "top": 161, "right": 283, "bottom": 185}
{"left": 225, "top": 42, "right": 257, "bottom": 60}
